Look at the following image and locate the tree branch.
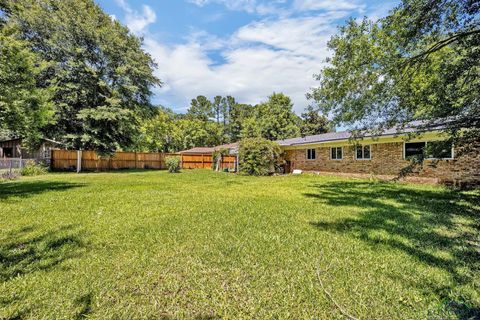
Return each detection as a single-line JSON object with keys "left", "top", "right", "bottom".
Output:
{"left": 406, "top": 29, "right": 480, "bottom": 63}
{"left": 316, "top": 267, "right": 359, "bottom": 320}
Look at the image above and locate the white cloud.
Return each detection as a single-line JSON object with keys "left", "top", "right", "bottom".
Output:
{"left": 293, "top": 0, "right": 365, "bottom": 12}
{"left": 187, "top": 0, "right": 258, "bottom": 13}
{"left": 115, "top": 0, "right": 156, "bottom": 34}
{"left": 186, "top": 0, "right": 292, "bottom": 16}
{"left": 116, "top": 0, "right": 395, "bottom": 112}
{"left": 143, "top": 11, "right": 350, "bottom": 112}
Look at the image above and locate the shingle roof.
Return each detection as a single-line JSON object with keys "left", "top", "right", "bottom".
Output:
{"left": 178, "top": 142, "right": 239, "bottom": 155}
{"left": 178, "top": 147, "right": 215, "bottom": 154}
{"left": 276, "top": 120, "right": 443, "bottom": 147}
{"left": 214, "top": 142, "right": 238, "bottom": 150}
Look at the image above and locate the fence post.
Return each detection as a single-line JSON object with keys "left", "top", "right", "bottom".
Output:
{"left": 77, "top": 150, "right": 82, "bottom": 173}
{"left": 135, "top": 151, "right": 138, "bottom": 169}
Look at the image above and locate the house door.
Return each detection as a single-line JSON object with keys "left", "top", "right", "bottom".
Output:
{"left": 285, "top": 160, "right": 292, "bottom": 173}
{"left": 3, "top": 147, "right": 13, "bottom": 158}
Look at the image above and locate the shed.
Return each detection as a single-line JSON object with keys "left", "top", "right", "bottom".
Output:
{"left": 0, "top": 138, "right": 62, "bottom": 160}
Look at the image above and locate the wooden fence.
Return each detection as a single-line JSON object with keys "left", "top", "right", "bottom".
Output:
{"left": 51, "top": 150, "right": 237, "bottom": 172}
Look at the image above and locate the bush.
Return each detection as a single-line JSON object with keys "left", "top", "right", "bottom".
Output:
{"left": 20, "top": 160, "right": 48, "bottom": 176}
{"left": 165, "top": 156, "right": 181, "bottom": 173}
{"left": 212, "top": 148, "right": 229, "bottom": 171}
{"left": 238, "top": 138, "right": 282, "bottom": 176}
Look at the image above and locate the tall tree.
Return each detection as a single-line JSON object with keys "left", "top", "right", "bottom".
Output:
{"left": 256, "top": 93, "right": 300, "bottom": 141}
{"left": 0, "top": 26, "right": 54, "bottom": 147}
{"left": 223, "top": 96, "right": 247, "bottom": 141}
{"left": 1, "top": 0, "right": 160, "bottom": 154}
{"left": 176, "top": 119, "right": 222, "bottom": 150}
{"left": 135, "top": 107, "right": 180, "bottom": 153}
{"left": 187, "top": 95, "right": 213, "bottom": 121}
{"left": 308, "top": 0, "right": 479, "bottom": 142}
{"left": 300, "top": 106, "right": 332, "bottom": 136}
{"left": 212, "top": 95, "right": 223, "bottom": 124}
{"left": 240, "top": 117, "right": 262, "bottom": 139}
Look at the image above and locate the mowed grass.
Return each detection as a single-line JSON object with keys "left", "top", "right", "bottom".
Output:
{"left": 1, "top": 170, "right": 479, "bottom": 319}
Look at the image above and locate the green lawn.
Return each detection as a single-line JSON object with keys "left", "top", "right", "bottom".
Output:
{"left": 1, "top": 170, "right": 479, "bottom": 319}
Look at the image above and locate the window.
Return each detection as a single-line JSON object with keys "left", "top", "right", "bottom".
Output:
{"left": 43, "top": 147, "right": 51, "bottom": 159}
{"left": 306, "top": 148, "right": 316, "bottom": 160}
{"left": 331, "top": 147, "right": 342, "bottom": 160}
{"left": 3, "top": 147, "right": 13, "bottom": 158}
{"left": 405, "top": 142, "right": 425, "bottom": 159}
{"left": 356, "top": 145, "right": 371, "bottom": 160}
{"left": 425, "top": 141, "right": 453, "bottom": 159}
{"left": 404, "top": 141, "right": 453, "bottom": 160}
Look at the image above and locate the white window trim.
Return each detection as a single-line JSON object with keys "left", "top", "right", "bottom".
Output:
{"left": 403, "top": 141, "right": 454, "bottom": 160}
{"left": 355, "top": 145, "right": 371, "bottom": 160}
{"left": 330, "top": 147, "right": 343, "bottom": 160}
{"left": 306, "top": 148, "right": 316, "bottom": 161}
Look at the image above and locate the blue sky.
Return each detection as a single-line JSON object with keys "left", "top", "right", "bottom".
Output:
{"left": 96, "top": 0, "right": 399, "bottom": 114}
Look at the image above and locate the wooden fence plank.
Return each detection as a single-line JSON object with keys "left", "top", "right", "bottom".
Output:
{"left": 51, "top": 150, "right": 235, "bottom": 172}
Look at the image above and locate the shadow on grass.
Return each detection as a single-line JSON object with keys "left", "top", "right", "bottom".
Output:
{"left": 75, "top": 293, "right": 93, "bottom": 319}
{"left": 0, "top": 180, "right": 84, "bottom": 202}
{"left": 304, "top": 181, "right": 480, "bottom": 318}
{"left": 0, "top": 225, "right": 86, "bottom": 282}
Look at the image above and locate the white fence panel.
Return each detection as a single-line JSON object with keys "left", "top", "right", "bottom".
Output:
{"left": 0, "top": 158, "right": 37, "bottom": 170}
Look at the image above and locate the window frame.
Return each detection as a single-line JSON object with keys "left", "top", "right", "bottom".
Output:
{"left": 403, "top": 141, "right": 454, "bottom": 160}
{"left": 330, "top": 147, "right": 343, "bottom": 160}
{"left": 306, "top": 148, "right": 316, "bottom": 160}
{"left": 355, "top": 145, "right": 371, "bottom": 160}
{"left": 43, "top": 147, "right": 51, "bottom": 159}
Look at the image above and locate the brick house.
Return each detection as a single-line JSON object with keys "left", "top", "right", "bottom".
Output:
{"left": 278, "top": 123, "right": 479, "bottom": 186}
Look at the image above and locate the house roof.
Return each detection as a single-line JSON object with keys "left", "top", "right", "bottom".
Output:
{"left": 178, "top": 147, "right": 215, "bottom": 154}
{"left": 0, "top": 137, "right": 63, "bottom": 145}
{"left": 214, "top": 142, "right": 238, "bottom": 150}
{"left": 179, "top": 142, "right": 239, "bottom": 154}
{"left": 276, "top": 120, "right": 444, "bottom": 147}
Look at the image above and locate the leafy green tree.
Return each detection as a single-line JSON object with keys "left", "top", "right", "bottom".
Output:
{"left": 175, "top": 119, "right": 222, "bottom": 150}
{"left": 308, "top": 0, "right": 479, "bottom": 141}
{"left": 240, "top": 117, "right": 262, "bottom": 139}
{"left": 256, "top": 93, "right": 300, "bottom": 141}
{"left": 0, "top": 26, "right": 54, "bottom": 148}
{"left": 227, "top": 100, "right": 254, "bottom": 142}
{"left": 187, "top": 96, "right": 213, "bottom": 121}
{"left": 220, "top": 96, "right": 233, "bottom": 127}
{"left": 1, "top": 0, "right": 160, "bottom": 154}
{"left": 135, "top": 108, "right": 180, "bottom": 152}
{"left": 300, "top": 106, "right": 332, "bottom": 136}
{"left": 212, "top": 95, "right": 223, "bottom": 123}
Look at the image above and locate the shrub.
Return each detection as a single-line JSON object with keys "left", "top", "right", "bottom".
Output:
{"left": 238, "top": 138, "right": 282, "bottom": 176}
{"left": 212, "top": 148, "right": 229, "bottom": 171}
{"left": 20, "top": 160, "right": 48, "bottom": 176}
{"left": 165, "top": 156, "right": 181, "bottom": 173}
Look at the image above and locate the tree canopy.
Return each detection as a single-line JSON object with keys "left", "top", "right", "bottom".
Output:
{"left": 0, "top": 25, "right": 54, "bottom": 148}
{"left": 300, "top": 106, "right": 332, "bottom": 136}
{"left": 308, "top": 0, "right": 479, "bottom": 141}
{"left": 255, "top": 93, "right": 301, "bottom": 141}
{"left": 0, "top": 0, "right": 160, "bottom": 153}
{"left": 135, "top": 93, "right": 328, "bottom": 152}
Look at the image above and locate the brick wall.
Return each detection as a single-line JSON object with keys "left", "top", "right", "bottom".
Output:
{"left": 283, "top": 142, "right": 480, "bottom": 186}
